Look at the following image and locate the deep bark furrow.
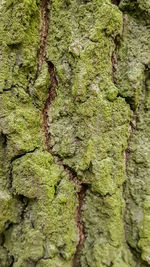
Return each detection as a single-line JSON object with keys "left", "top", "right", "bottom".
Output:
{"left": 40, "top": 2, "right": 87, "bottom": 264}
{"left": 72, "top": 184, "right": 88, "bottom": 267}
{"left": 0, "top": 0, "right": 150, "bottom": 266}
{"left": 111, "top": 0, "right": 120, "bottom": 6}
{"left": 42, "top": 61, "right": 57, "bottom": 152}
{"left": 43, "top": 63, "right": 88, "bottom": 266}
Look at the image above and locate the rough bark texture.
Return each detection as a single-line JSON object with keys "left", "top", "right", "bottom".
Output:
{"left": 0, "top": 0, "right": 150, "bottom": 266}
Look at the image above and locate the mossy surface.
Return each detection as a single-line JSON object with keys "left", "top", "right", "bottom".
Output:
{"left": 4, "top": 152, "right": 77, "bottom": 266}
{"left": 115, "top": 1, "right": 150, "bottom": 266}
{"left": 0, "top": 1, "right": 78, "bottom": 266}
{"left": 0, "top": 0, "right": 150, "bottom": 266}
{"left": 46, "top": 0, "right": 135, "bottom": 266}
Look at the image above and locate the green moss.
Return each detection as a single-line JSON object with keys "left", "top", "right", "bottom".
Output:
{"left": 30, "top": 62, "right": 50, "bottom": 108}
{"left": 115, "top": 14, "right": 150, "bottom": 109}
{"left": 0, "top": 246, "right": 12, "bottom": 267}
{"left": 36, "top": 258, "right": 72, "bottom": 267}
{"left": 0, "top": 191, "right": 21, "bottom": 233}
{"left": 12, "top": 151, "right": 60, "bottom": 199}
{"left": 0, "top": 0, "right": 79, "bottom": 265}
{"left": 4, "top": 227, "right": 45, "bottom": 266}
{"left": 106, "top": 83, "right": 118, "bottom": 101}
{"left": 115, "top": 4, "right": 150, "bottom": 265}
{"left": 0, "top": 0, "right": 149, "bottom": 265}
{"left": 3, "top": 149, "right": 78, "bottom": 265}
{"left": 0, "top": 89, "right": 43, "bottom": 159}
{"left": 4, "top": 175, "right": 78, "bottom": 265}
{"left": 120, "top": 0, "right": 150, "bottom": 20}
{"left": 46, "top": 0, "right": 134, "bottom": 265}
{"left": 138, "top": 197, "right": 150, "bottom": 264}
{"left": 81, "top": 189, "right": 135, "bottom": 266}
{"left": 124, "top": 83, "right": 150, "bottom": 265}
{"left": 0, "top": 0, "right": 40, "bottom": 91}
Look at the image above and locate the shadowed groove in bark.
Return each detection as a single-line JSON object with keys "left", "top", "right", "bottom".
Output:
{"left": 72, "top": 184, "right": 88, "bottom": 267}
{"left": 26, "top": 0, "right": 50, "bottom": 96}
{"left": 110, "top": 10, "right": 140, "bottom": 261}
{"left": 124, "top": 113, "right": 137, "bottom": 169}
{"left": 111, "top": 11, "right": 136, "bottom": 111}
{"left": 111, "top": 34, "right": 119, "bottom": 84}
{"left": 61, "top": 162, "right": 88, "bottom": 266}
{"left": 123, "top": 69, "right": 150, "bottom": 170}
{"left": 42, "top": 60, "right": 57, "bottom": 152}
{"left": 18, "top": 195, "right": 30, "bottom": 221}
{"left": 0, "top": 230, "right": 14, "bottom": 266}
{"left": 10, "top": 256, "right": 14, "bottom": 267}
{"left": 111, "top": 0, "right": 120, "bottom": 6}
{"left": 39, "top": 0, "right": 88, "bottom": 263}
{"left": 43, "top": 63, "right": 88, "bottom": 267}
{"left": 113, "top": 9, "right": 150, "bottom": 259}
{"left": 1, "top": 132, "right": 7, "bottom": 148}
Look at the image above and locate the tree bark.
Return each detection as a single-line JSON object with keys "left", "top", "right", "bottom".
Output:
{"left": 0, "top": 0, "right": 150, "bottom": 266}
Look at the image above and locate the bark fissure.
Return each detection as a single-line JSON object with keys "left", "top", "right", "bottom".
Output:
{"left": 111, "top": 35, "right": 119, "bottom": 83}
{"left": 9, "top": 256, "right": 14, "bottom": 267}
{"left": 39, "top": 1, "right": 88, "bottom": 264}
{"left": 123, "top": 69, "right": 150, "bottom": 262}
{"left": 10, "top": 147, "right": 38, "bottom": 165}
{"left": 111, "top": 0, "right": 120, "bottom": 6}
{"left": 43, "top": 62, "right": 88, "bottom": 266}
{"left": 111, "top": 12, "right": 136, "bottom": 112}
{"left": 110, "top": 12, "right": 141, "bottom": 261}
{"left": 72, "top": 184, "right": 88, "bottom": 267}
{"left": 1, "top": 132, "right": 7, "bottom": 148}
{"left": 18, "top": 195, "right": 30, "bottom": 221}
{"left": 124, "top": 113, "right": 137, "bottom": 168}
{"left": 55, "top": 159, "right": 88, "bottom": 265}
{"left": 126, "top": 240, "right": 150, "bottom": 267}
{"left": 42, "top": 60, "right": 57, "bottom": 152}
{"left": 0, "top": 230, "right": 14, "bottom": 267}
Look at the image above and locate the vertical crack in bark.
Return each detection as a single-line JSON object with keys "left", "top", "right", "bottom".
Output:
{"left": 73, "top": 184, "right": 88, "bottom": 267}
{"left": 10, "top": 256, "right": 14, "bottom": 267}
{"left": 18, "top": 195, "right": 29, "bottom": 221}
{"left": 124, "top": 115, "right": 137, "bottom": 169}
{"left": 111, "top": 0, "right": 120, "bottom": 6}
{"left": 112, "top": 6, "right": 150, "bottom": 262}
{"left": 110, "top": 11, "right": 140, "bottom": 260}
{"left": 25, "top": 0, "right": 50, "bottom": 96}
{"left": 57, "top": 162, "right": 88, "bottom": 266}
{"left": 43, "top": 62, "right": 88, "bottom": 264}
{"left": 111, "top": 35, "right": 118, "bottom": 84}
{"left": 39, "top": 1, "right": 88, "bottom": 264}
{"left": 42, "top": 61, "right": 57, "bottom": 152}
{"left": 59, "top": 163, "right": 88, "bottom": 266}
{"left": 123, "top": 69, "right": 149, "bottom": 261}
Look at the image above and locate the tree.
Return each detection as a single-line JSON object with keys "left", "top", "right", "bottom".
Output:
{"left": 0, "top": 0, "right": 150, "bottom": 266}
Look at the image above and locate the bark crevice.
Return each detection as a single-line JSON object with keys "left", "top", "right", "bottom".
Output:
{"left": 39, "top": 1, "right": 88, "bottom": 264}
{"left": 72, "top": 184, "right": 88, "bottom": 267}
{"left": 42, "top": 60, "right": 57, "bottom": 152}
{"left": 111, "top": 0, "right": 120, "bottom": 6}
{"left": 42, "top": 62, "right": 88, "bottom": 264}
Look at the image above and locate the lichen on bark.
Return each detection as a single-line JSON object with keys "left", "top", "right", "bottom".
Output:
{"left": 0, "top": 0, "right": 150, "bottom": 266}
{"left": 115, "top": 1, "right": 150, "bottom": 265}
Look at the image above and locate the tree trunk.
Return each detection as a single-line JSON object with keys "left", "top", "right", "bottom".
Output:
{"left": 0, "top": 0, "right": 150, "bottom": 266}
